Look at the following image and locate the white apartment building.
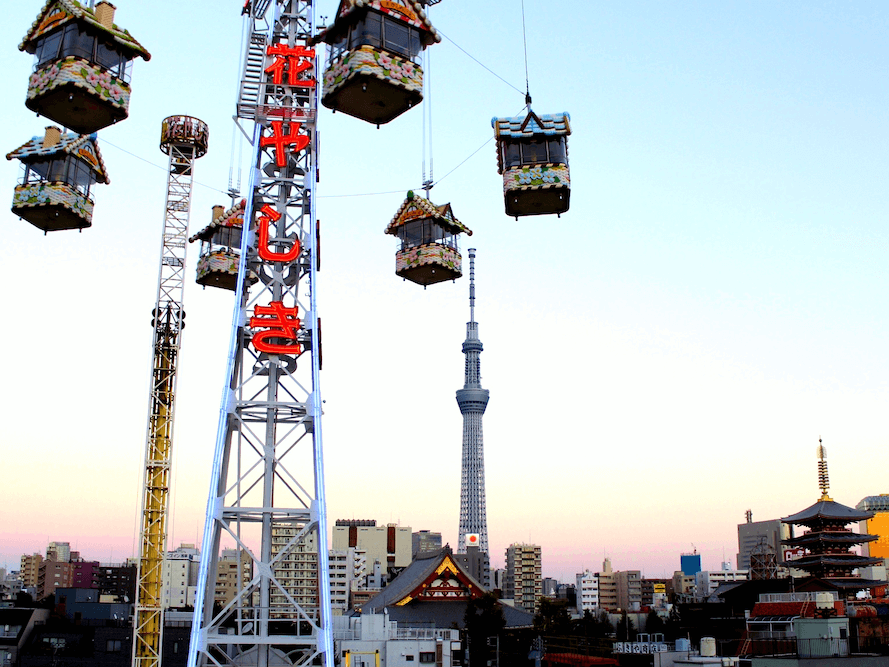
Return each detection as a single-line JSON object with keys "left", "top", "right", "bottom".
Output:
{"left": 163, "top": 544, "right": 200, "bottom": 609}
{"left": 329, "top": 548, "right": 367, "bottom": 614}
{"left": 575, "top": 570, "right": 599, "bottom": 614}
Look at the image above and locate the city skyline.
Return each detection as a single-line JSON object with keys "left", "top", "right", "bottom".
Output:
{"left": 1, "top": 1, "right": 887, "bottom": 581}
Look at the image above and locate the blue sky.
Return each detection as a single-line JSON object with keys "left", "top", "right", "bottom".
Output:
{"left": 1, "top": 1, "right": 887, "bottom": 580}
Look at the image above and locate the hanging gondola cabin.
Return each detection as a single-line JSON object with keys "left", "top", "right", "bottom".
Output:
{"left": 19, "top": 0, "right": 151, "bottom": 135}
{"left": 492, "top": 109, "right": 571, "bottom": 218}
{"left": 385, "top": 191, "right": 472, "bottom": 287}
{"left": 189, "top": 200, "right": 254, "bottom": 292}
{"left": 6, "top": 125, "right": 109, "bottom": 233}
{"left": 311, "top": 0, "right": 440, "bottom": 125}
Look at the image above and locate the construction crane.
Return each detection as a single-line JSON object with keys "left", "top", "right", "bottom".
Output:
{"left": 133, "top": 115, "right": 208, "bottom": 667}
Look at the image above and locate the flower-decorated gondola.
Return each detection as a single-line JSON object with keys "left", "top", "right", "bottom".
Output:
{"left": 385, "top": 190, "right": 472, "bottom": 287}
{"left": 189, "top": 200, "right": 254, "bottom": 292}
{"left": 6, "top": 125, "right": 109, "bottom": 233}
{"left": 19, "top": 0, "right": 151, "bottom": 134}
{"left": 312, "top": 0, "right": 440, "bottom": 126}
{"left": 492, "top": 109, "right": 571, "bottom": 218}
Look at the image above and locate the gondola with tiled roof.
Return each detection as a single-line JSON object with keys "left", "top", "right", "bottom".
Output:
{"left": 492, "top": 109, "right": 571, "bottom": 218}
{"left": 189, "top": 200, "right": 255, "bottom": 292}
{"left": 385, "top": 190, "right": 472, "bottom": 287}
{"left": 7, "top": 125, "right": 109, "bottom": 232}
{"left": 311, "top": 0, "right": 440, "bottom": 125}
{"left": 19, "top": 0, "right": 151, "bottom": 134}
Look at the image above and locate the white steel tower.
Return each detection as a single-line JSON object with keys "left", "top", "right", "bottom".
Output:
{"left": 188, "top": 2, "right": 332, "bottom": 667}
{"left": 134, "top": 115, "right": 208, "bottom": 667}
{"left": 456, "top": 249, "right": 490, "bottom": 554}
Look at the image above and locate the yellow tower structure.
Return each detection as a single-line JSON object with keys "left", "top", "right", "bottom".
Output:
{"left": 133, "top": 116, "right": 208, "bottom": 667}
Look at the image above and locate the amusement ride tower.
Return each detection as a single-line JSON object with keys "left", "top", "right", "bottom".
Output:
{"left": 188, "top": 2, "right": 332, "bottom": 667}
{"left": 456, "top": 249, "right": 490, "bottom": 554}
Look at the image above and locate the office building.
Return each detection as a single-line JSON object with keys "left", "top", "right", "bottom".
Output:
{"left": 680, "top": 552, "right": 701, "bottom": 577}
{"left": 163, "top": 544, "right": 200, "bottom": 609}
{"left": 857, "top": 494, "right": 889, "bottom": 559}
{"left": 737, "top": 510, "right": 789, "bottom": 569}
{"left": 412, "top": 530, "right": 442, "bottom": 558}
{"left": 332, "top": 520, "right": 411, "bottom": 573}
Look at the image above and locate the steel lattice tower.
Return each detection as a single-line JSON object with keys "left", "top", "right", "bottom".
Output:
{"left": 189, "top": 2, "right": 332, "bottom": 667}
{"left": 134, "top": 115, "right": 208, "bottom": 667}
{"left": 457, "top": 249, "right": 490, "bottom": 554}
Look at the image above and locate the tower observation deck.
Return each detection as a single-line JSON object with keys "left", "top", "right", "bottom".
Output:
{"left": 456, "top": 249, "right": 490, "bottom": 554}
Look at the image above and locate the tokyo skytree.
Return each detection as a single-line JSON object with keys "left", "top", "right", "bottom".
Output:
{"left": 457, "top": 248, "right": 490, "bottom": 554}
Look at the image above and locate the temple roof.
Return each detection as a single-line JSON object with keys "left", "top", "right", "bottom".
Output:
{"left": 790, "top": 554, "right": 883, "bottom": 568}
{"left": 6, "top": 131, "right": 109, "bottom": 183}
{"left": 385, "top": 191, "right": 472, "bottom": 236}
{"left": 20, "top": 0, "right": 151, "bottom": 60}
{"left": 362, "top": 547, "right": 485, "bottom": 612}
{"left": 492, "top": 110, "right": 571, "bottom": 139}
{"left": 189, "top": 200, "right": 246, "bottom": 243}
{"left": 313, "top": 0, "right": 440, "bottom": 46}
{"left": 782, "top": 499, "right": 874, "bottom": 525}
{"left": 783, "top": 531, "right": 878, "bottom": 547}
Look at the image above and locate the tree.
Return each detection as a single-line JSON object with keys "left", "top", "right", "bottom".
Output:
{"left": 533, "top": 598, "right": 572, "bottom": 636}
{"left": 616, "top": 611, "right": 636, "bottom": 641}
{"left": 464, "top": 593, "right": 506, "bottom": 667}
{"left": 645, "top": 609, "right": 665, "bottom": 636}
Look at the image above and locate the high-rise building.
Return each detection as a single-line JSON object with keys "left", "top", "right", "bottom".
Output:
{"left": 37, "top": 560, "right": 72, "bottom": 600}
{"left": 20, "top": 554, "right": 43, "bottom": 590}
{"left": 271, "top": 524, "right": 319, "bottom": 617}
{"left": 163, "top": 543, "right": 200, "bottom": 609}
{"left": 453, "top": 546, "right": 490, "bottom": 590}
{"left": 328, "top": 548, "right": 366, "bottom": 614}
{"left": 857, "top": 495, "right": 889, "bottom": 559}
{"left": 616, "top": 570, "right": 642, "bottom": 612}
{"left": 597, "top": 558, "right": 618, "bottom": 611}
{"left": 504, "top": 543, "right": 541, "bottom": 613}
{"left": 457, "top": 249, "right": 490, "bottom": 555}
{"left": 215, "top": 549, "right": 253, "bottom": 607}
{"left": 737, "top": 510, "right": 789, "bottom": 569}
{"left": 46, "top": 542, "right": 70, "bottom": 563}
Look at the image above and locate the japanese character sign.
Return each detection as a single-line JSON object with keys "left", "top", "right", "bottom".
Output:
{"left": 260, "top": 120, "right": 310, "bottom": 167}
{"left": 265, "top": 44, "right": 316, "bottom": 88}
{"left": 250, "top": 301, "right": 302, "bottom": 355}
{"left": 256, "top": 204, "right": 301, "bottom": 263}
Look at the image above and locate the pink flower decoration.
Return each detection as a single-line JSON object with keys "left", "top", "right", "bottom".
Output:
{"left": 378, "top": 53, "right": 392, "bottom": 69}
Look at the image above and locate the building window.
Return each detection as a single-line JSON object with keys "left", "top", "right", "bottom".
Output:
{"left": 405, "top": 656, "right": 414, "bottom": 662}
{"left": 106, "top": 640, "right": 123, "bottom": 652}
{"left": 419, "top": 653, "right": 435, "bottom": 663}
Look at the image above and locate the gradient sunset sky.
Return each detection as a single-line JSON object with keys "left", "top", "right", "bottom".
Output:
{"left": 2, "top": 0, "right": 887, "bottom": 581}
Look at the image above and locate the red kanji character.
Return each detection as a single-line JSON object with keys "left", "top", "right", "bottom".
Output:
{"left": 260, "top": 120, "right": 310, "bottom": 167}
{"left": 265, "top": 44, "right": 316, "bottom": 88}
{"left": 257, "top": 204, "right": 301, "bottom": 262}
{"left": 250, "top": 301, "right": 302, "bottom": 355}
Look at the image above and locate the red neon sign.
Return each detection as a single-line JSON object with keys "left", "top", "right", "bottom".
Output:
{"left": 250, "top": 301, "right": 302, "bottom": 355}
{"left": 256, "top": 204, "right": 301, "bottom": 262}
{"left": 260, "top": 120, "right": 310, "bottom": 167}
{"left": 265, "top": 44, "right": 316, "bottom": 88}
